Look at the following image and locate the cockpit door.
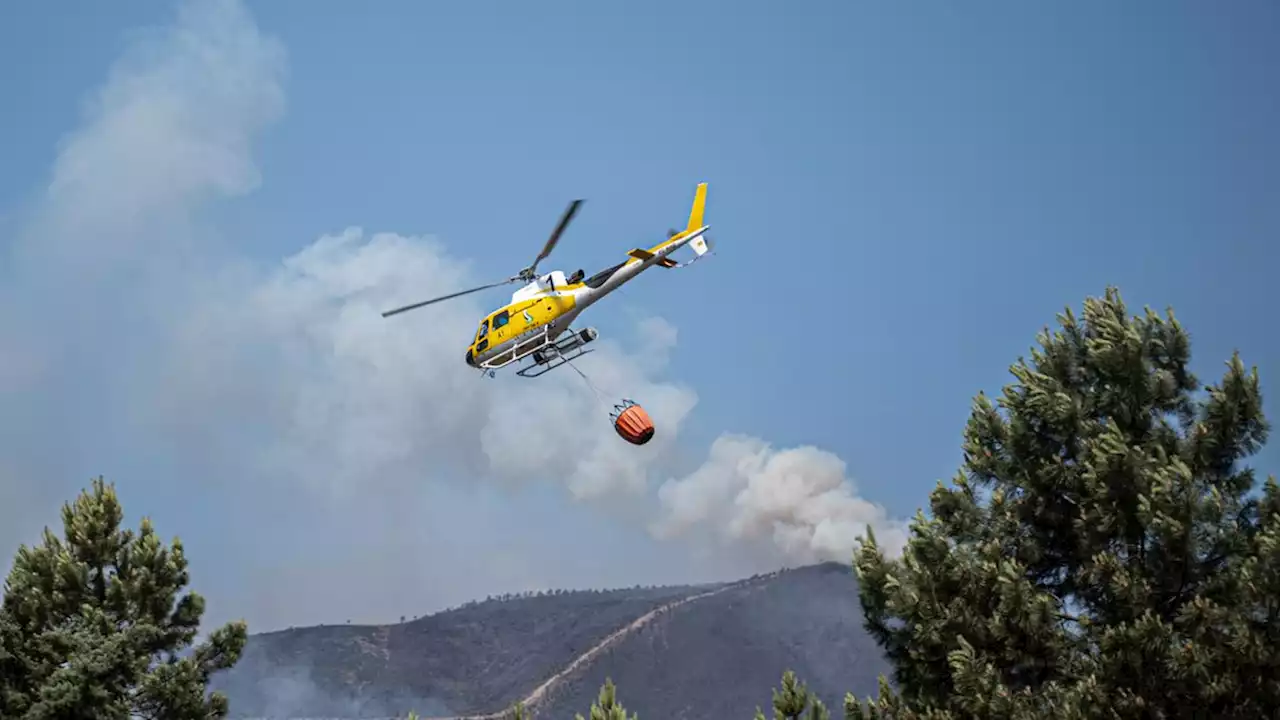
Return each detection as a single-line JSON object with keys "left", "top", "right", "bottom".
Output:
{"left": 490, "top": 310, "right": 512, "bottom": 343}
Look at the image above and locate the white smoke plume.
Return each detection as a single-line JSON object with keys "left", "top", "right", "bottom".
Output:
{"left": 652, "top": 435, "right": 909, "bottom": 563}
{"left": 152, "top": 225, "right": 700, "bottom": 502}
{"left": 1, "top": 0, "right": 910, "bottom": 632}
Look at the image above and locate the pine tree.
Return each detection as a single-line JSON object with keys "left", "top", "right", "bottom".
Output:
{"left": 848, "top": 288, "right": 1280, "bottom": 719}
{"left": 575, "top": 677, "right": 637, "bottom": 720}
{"left": 0, "top": 477, "right": 247, "bottom": 719}
{"left": 754, "top": 670, "right": 831, "bottom": 720}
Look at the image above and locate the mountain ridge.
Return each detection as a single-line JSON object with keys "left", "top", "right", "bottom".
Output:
{"left": 212, "top": 562, "right": 890, "bottom": 719}
{"left": 423, "top": 570, "right": 779, "bottom": 719}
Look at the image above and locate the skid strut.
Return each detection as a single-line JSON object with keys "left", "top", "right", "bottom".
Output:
{"left": 516, "top": 327, "right": 599, "bottom": 378}
{"left": 475, "top": 326, "right": 600, "bottom": 379}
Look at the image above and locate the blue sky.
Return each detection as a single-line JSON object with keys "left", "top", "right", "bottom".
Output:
{"left": 2, "top": 0, "right": 1278, "bottom": 631}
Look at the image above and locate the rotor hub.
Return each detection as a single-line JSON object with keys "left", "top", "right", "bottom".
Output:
{"left": 378, "top": 198, "right": 583, "bottom": 318}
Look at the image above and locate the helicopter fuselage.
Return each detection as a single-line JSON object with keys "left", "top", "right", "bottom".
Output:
{"left": 464, "top": 222, "right": 710, "bottom": 372}
{"left": 374, "top": 180, "right": 709, "bottom": 377}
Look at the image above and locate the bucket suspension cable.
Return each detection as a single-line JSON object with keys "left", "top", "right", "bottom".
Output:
{"left": 563, "top": 355, "right": 610, "bottom": 410}
{"left": 563, "top": 355, "right": 656, "bottom": 446}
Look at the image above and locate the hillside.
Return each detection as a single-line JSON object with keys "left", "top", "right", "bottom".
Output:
{"left": 211, "top": 563, "right": 890, "bottom": 719}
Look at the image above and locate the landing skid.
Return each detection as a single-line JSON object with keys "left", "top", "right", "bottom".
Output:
{"left": 516, "top": 345, "right": 595, "bottom": 378}
{"left": 476, "top": 326, "right": 599, "bottom": 379}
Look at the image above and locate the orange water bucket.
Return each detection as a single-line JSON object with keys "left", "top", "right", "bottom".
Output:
{"left": 610, "top": 399, "right": 655, "bottom": 445}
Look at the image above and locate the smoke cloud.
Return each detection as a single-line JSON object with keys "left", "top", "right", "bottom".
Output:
{"left": 1, "top": 0, "right": 908, "bottom": 633}
{"left": 652, "top": 436, "right": 910, "bottom": 563}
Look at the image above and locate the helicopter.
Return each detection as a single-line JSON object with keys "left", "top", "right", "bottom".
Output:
{"left": 381, "top": 182, "right": 713, "bottom": 379}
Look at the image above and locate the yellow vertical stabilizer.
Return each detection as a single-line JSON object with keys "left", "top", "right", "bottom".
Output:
{"left": 685, "top": 182, "right": 707, "bottom": 233}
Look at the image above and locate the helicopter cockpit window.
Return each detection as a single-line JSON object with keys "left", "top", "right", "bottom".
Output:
{"left": 492, "top": 311, "right": 510, "bottom": 329}
{"left": 476, "top": 322, "right": 489, "bottom": 341}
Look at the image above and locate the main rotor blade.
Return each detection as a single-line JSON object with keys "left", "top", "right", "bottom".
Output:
{"left": 529, "top": 198, "right": 583, "bottom": 273}
{"left": 381, "top": 279, "right": 513, "bottom": 318}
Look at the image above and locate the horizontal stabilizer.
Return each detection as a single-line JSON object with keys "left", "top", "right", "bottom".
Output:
{"left": 627, "top": 248, "right": 678, "bottom": 268}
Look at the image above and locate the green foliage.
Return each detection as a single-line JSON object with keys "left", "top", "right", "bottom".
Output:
{"left": 0, "top": 477, "right": 247, "bottom": 719}
{"left": 439, "top": 678, "right": 635, "bottom": 720}
{"left": 753, "top": 670, "right": 831, "bottom": 720}
{"left": 849, "top": 288, "right": 1280, "bottom": 719}
{"left": 575, "top": 677, "right": 638, "bottom": 720}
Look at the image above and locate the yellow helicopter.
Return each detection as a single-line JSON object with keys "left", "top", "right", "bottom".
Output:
{"left": 381, "top": 182, "right": 712, "bottom": 378}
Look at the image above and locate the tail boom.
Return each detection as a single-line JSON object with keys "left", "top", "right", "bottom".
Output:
{"left": 628, "top": 182, "right": 713, "bottom": 267}
{"left": 576, "top": 183, "right": 712, "bottom": 308}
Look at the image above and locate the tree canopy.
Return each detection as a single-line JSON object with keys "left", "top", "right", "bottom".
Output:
{"left": 575, "top": 677, "right": 639, "bottom": 720}
{"left": 754, "top": 670, "right": 832, "bottom": 720}
{"left": 0, "top": 477, "right": 246, "bottom": 719}
{"left": 850, "top": 287, "right": 1279, "bottom": 718}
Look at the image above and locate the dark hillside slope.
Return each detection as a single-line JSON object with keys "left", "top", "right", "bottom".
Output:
{"left": 213, "top": 564, "right": 890, "bottom": 719}
{"left": 535, "top": 562, "right": 887, "bottom": 719}
{"left": 213, "top": 585, "right": 711, "bottom": 718}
